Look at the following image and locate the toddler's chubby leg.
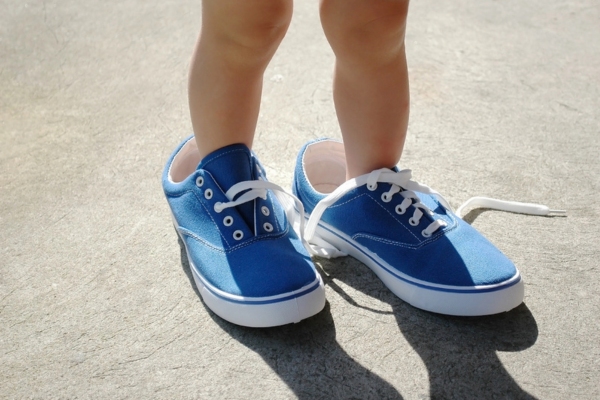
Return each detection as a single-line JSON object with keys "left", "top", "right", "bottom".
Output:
{"left": 189, "top": 0, "right": 293, "bottom": 159}
{"left": 320, "top": 0, "right": 410, "bottom": 178}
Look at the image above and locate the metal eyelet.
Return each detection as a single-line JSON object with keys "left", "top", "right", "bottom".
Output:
{"left": 367, "top": 183, "right": 378, "bottom": 191}
{"left": 409, "top": 217, "right": 419, "bottom": 226}
{"left": 395, "top": 205, "right": 406, "bottom": 215}
{"left": 195, "top": 176, "right": 204, "bottom": 187}
{"left": 204, "top": 189, "right": 213, "bottom": 200}
{"left": 261, "top": 206, "right": 270, "bottom": 216}
{"left": 263, "top": 222, "right": 273, "bottom": 232}
{"left": 223, "top": 216, "right": 234, "bottom": 227}
{"left": 422, "top": 230, "right": 432, "bottom": 238}
{"left": 233, "top": 230, "right": 244, "bottom": 240}
{"left": 381, "top": 193, "right": 391, "bottom": 203}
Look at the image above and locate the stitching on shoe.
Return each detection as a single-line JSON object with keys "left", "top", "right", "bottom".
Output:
{"left": 181, "top": 225, "right": 290, "bottom": 253}
{"left": 202, "top": 170, "right": 227, "bottom": 197}
{"left": 179, "top": 228, "right": 229, "bottom": 253}
{"left": 353, "top": 232, "right": 442, "bottom": 250}
{"left": 191, "top": 188, "right": 232, "bottom": 247}
{"left": 224, "top": 226, "right": 290, "bottom": 252}
{"left": 352, "top": 218, "right": 459, "bottom": 250}
{"left": 328, "top": 192, "right": 421, "bottom": 242}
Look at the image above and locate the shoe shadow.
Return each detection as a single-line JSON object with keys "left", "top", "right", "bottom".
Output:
{"left": 461, "top": 208, "right": 488, "bottom": 225}
{"left": 317, "top": 256, "right": 539, "bottom": 399}
{"left": 177, "top": 234, "right": 403, "bottom": 399}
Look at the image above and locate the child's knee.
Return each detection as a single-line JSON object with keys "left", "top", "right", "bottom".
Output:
{"left": 320, "top": 0, "right": 409, "bottom": 60}
{"left": 204, "top": 0, "right": 292, "bottom": 63}
{"left": 232, "top": 0, "right": 292, "bottom": 51}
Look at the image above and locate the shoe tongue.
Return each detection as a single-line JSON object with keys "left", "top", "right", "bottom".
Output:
{"left": 197, "top": 143, "right": 256, "bottom": 230}
{"left": 197, "top": 143, "right": 256, "bottom": 193}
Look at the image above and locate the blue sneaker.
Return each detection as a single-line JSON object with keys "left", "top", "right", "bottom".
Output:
{"left": 163, "top": 136, "right": 325, "bottom": 327}
{"left": 293, "top": 138, "right": 527, "bottom": 316}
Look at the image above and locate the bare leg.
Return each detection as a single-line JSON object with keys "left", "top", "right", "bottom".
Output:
{"left": 320, "top": 0, "right": 410, "bottom": 179}
{"left": 189, "top": 0, "right": 293, "bottom": 159}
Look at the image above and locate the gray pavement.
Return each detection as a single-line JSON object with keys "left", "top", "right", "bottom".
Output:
{"left": 2, "top": 0, "right": 599, "bottom": 398}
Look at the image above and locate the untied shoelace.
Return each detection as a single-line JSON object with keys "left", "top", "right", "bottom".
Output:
{"left": 216, "top": 168, "right": 566, "bottom": 259}
{"left": 299, "top": 168, "right": 565, "bottom": 258}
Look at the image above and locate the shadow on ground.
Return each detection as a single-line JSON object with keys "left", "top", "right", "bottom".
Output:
{"left": 177, "top": 235, "right": 402, "bottom": 399}
{"left": 319, "top": 257, "right": 538, "bottom": 399}
{"left": 178, "top": 232, "right": 538, "bottom": 399}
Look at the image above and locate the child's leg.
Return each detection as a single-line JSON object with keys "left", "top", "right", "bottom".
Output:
{"left": 164, "top": 0, "right": 327, "bottom": 328}
{"left": 320, "top": 0, "right": 410, "bottom": 179}
{"left": 189, "top": 0, "right": 293, "bottom": 159}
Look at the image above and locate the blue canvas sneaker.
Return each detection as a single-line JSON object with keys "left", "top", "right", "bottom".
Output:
{"left": 293, "top": 138, "right": 563, "bottom": 316}
{"left": 163, "top": 136, "right": 325, "bottom": 327}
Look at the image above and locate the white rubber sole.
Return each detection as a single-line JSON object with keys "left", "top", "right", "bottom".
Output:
{"left": 313, "top": 221, "right": 524, "bottom": 316}
{"left": 177, "top": 229, "right": 326, "bottom": 328}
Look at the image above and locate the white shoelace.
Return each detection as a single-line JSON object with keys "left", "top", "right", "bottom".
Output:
{"left": 213, "top": 179, "right": 312, "bottom": 250}
{"left": 214, "top": 170, "right": 566, "bottom": 259}
{"left": 302, "top": 168, "right": 566, "bottom": 258}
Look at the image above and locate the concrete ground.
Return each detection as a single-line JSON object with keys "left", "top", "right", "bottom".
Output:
{"left": 2, "top": 0, "right": 599, "bottom": 398}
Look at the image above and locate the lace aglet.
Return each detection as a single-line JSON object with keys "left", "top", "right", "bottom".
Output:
{"left": 547, "top": 209, "right": 567, "bottom": 216}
